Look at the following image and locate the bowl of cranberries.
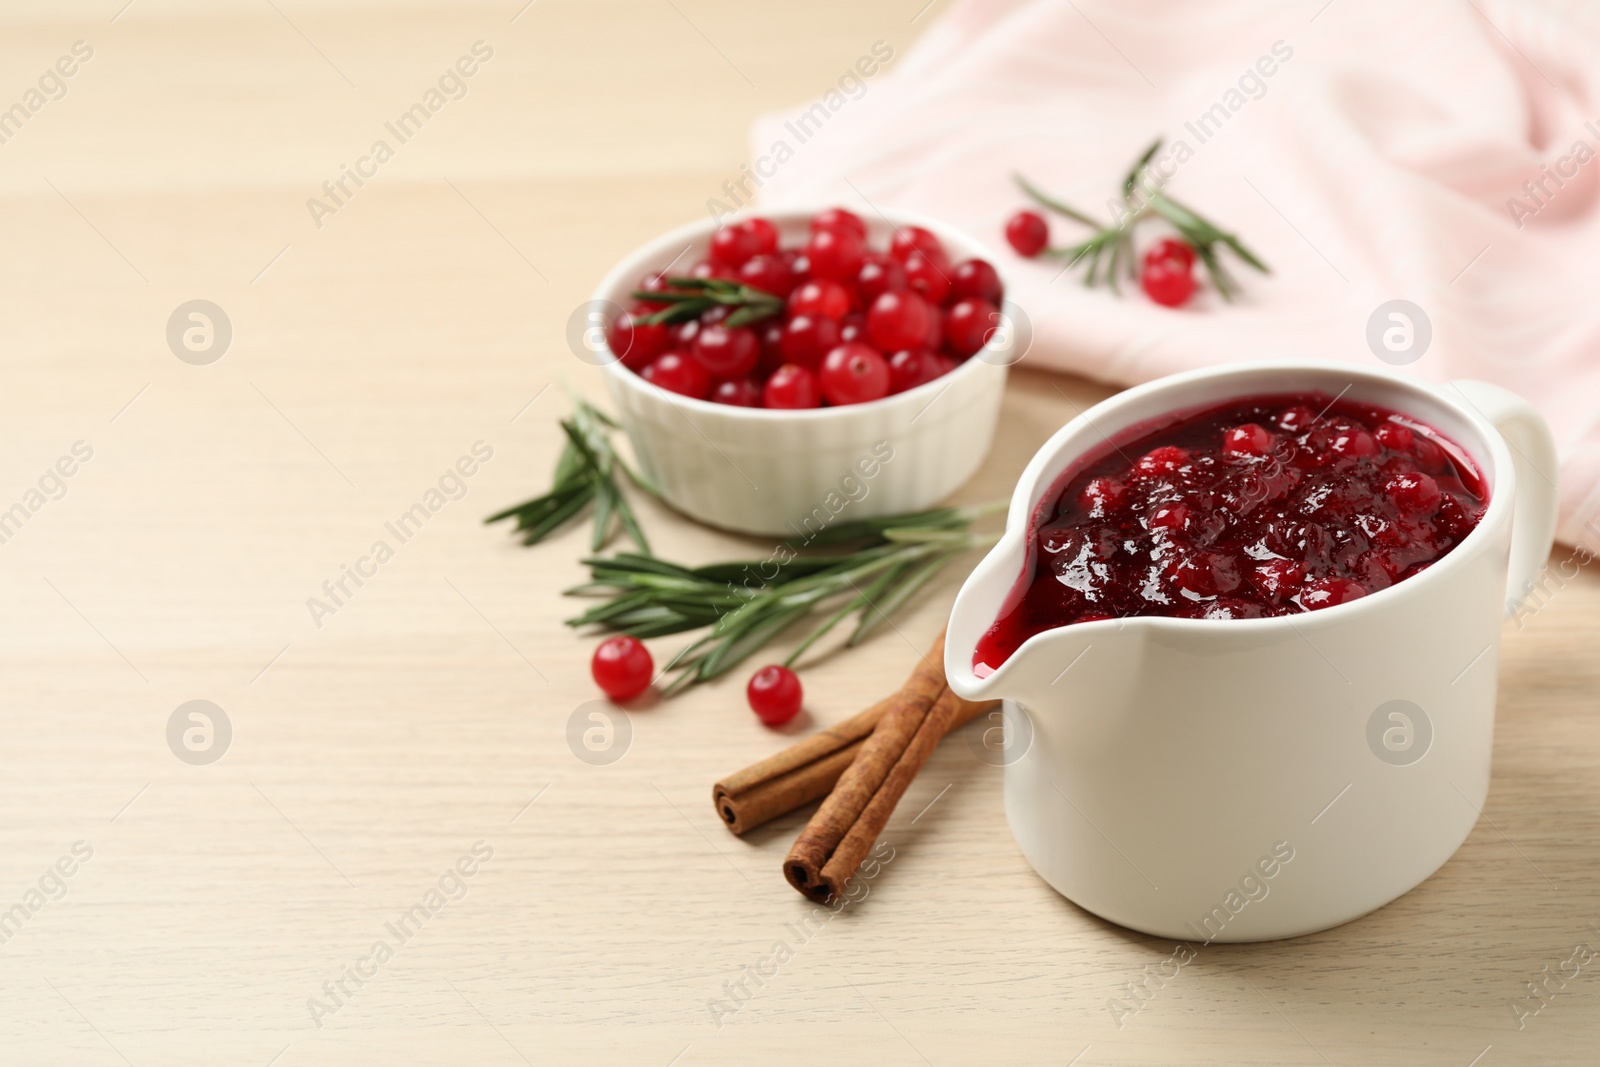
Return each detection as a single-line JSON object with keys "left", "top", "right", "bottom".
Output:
{"left": 590, "top": 207, "right": 1014, "bottom": 536}
{"left": 940, "top": 361, "right": 1559, "bottom": 941}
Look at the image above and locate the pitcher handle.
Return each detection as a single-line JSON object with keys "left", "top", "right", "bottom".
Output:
{"left": 1444, "top": 380, "right": 1560, "bottom": 615}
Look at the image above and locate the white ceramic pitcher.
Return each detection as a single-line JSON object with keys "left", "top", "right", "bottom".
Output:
{"left": 945, "top": 362, "right": 1559, "bottom": 942}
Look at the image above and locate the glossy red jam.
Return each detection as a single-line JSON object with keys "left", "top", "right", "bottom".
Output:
{"left": 973, "top": 392, "right": 1487, "bottom": 673}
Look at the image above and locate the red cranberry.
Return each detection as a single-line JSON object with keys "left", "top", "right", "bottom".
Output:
{"left": 788, "top": 279, "right": 852, "bottom": 321}
{"left": 711, "top": 379, "right": 763, "bottom": 407}
{"left": 642, "top": 352, "right": 710, "bottom": 399}
{"left": 763, "top": 364, "right": 820, "bottom": 409}
{"left": 699, "top": 259, "right": 743, "bottom": 282}
{"left": 805, "top": 228, "right": 866, "bottom": 284}
{"left": 1142, "top": 254, "right": 1196, "bottom": 307}
{"left": 1329, "top": 428, "right": 1379, "bottom": 458}
{"left": 1076, "top": 477, "right": 1126, "bottom": 517}
{"left": 887, "top": 348, "right": 953, "bottom": 393}
{"left": 1250, "top": 559, "right": 1307, "bottom": 601}
{"left": 923, "top": 306, "right": 944, "bottom": 352}
{"left": 1192, "top": 598, "right": 1265, "bottom": 620}
{"left": 606, "top": 310, "right": 669, "bottom": 371}
{"left": 1146, "top": 238, "right": 1195, "bottom": 270}
{"left": 1278, "top": 406, "right": 1317, "bottom": 433}
{"left": 1298, "top": 577, "right": 1367, "bottom": 610}
{"left": 855, "top": 257, "right": 907, "bottom": 305}
{"left": 1374, "top": 423, "right": 1413, "bottom": 450}
{"left": 1005, "top": 210, "right": 1049, "bottom": 257}
{"left": 709, "top": 224, "right": 758, "bottom": 267}
{"left": 890, "top": 225, "right": 947, "bottom": 268}
{"left": 1147, "top": 502, "right": 1193, "bottom": 533}
{"left": 819, "top": 343, "right": 891, "bottom": 406}
{"left": 747, "top": 664, "right": 803, "bottom": 726}
{"left": 738, "top": 253, "right": 795, "bottom": 297}
{"left": 672, "top": 318, "right": 700, "bottom": 351}
{"left": 903, "top": 252, "right": 950, "bottom": 305}
{"left": 740, "top": 217, "right": 779, "bottom": 256}
{"left": 1385, "top": 471, "right": 1442, "bottom": 515}
{"left": 591, "top": 636, "right": 653, "bottom": 700}
{"left": 950, "top": 258, "right": 1004, "bottom": 305}
{"left": 1168, "top": 550, "right": 1242, "bottom": 598}
{"left": 811, "top": 208, "right": 866, "bottom": 239}
{"left": 635, "top": 272, "right": 673, "bottom": 311}
{"left": 780, "top": 313, "right": 841, "bottom": 369}
{"left": 944, "top": 298, "right": 1001, "bottom": 358}
{"left": 692, "top": 323, "right": 759, "bottom": 379}
{"left": 1222, "top": 423, "right": 1273, "bottom": 458}
{"left": 1134, "top": 446, "right": 1190, "bottom": 478}
{"left": 867, "top": 291, "right": 934, "bottom": 353}
{"left": 838, "top": 313, "right": 868, "bottom": 345}
{"left": 757, "top": 321, "right": 786, "bottom": 376}
{"left": 787, "top": 251, "right": 811, "bottom": 280}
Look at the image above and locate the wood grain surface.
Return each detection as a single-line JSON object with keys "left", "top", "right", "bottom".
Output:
{"left": 1, "top": 2, "right": 1596, "bottom": 1065}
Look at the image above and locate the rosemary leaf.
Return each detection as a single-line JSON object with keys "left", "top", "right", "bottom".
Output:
{"left": 486, "top": 397, "right": 654, "bottom": 554}
{"left": 566, "top": 505, "right": 1003, "bottom": 697}
{"left": 847, "top": 549, "right": 955, "bottom": 646}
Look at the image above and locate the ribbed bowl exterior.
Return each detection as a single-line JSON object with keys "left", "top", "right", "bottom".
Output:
{"left": 594, "top": 207, "right": 1012, "bottom": 536}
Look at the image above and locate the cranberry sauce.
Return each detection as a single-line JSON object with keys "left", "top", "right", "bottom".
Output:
{"left": 973, "top": 392, "right": 1487, "bottom": 672}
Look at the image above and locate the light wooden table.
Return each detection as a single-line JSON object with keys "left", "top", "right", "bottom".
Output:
{"left": 2, "top": 2, "right": 1597, "bottom": 1064}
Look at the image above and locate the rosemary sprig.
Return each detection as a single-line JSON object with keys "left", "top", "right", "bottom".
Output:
{"left": 630, "top": 277, "right": 784, "bottom": 328}
{"left": 1017, "top": 138, "right": 1268, "bottom": 300}
{"left": 485, "top": 397, "right": 655, "bottom": 553}
{"left": 564, "top": 503, "right": 1004, "bottom": 696}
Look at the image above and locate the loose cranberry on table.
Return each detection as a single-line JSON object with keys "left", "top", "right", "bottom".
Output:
{"left": 1005, "top": 210, "right": 1050, "bottom": 258}
{"left": 1141, "top": 244, "right": 1197, "bottom": 307}
{"left": 592, "top": 635, "right": 653, "bottom": 701}
{"left": 763, "top": 363, "right": 821, "bottom": 409}
{"left": 747, "top": 664, "right": 803, "bottom": 726}
{"left": 642, "top": 352, "right": 710, "bottom": 399}
{"left": 1146, "top": 237, "right": 1195, "bottom": 270}
{"left": 819, "top": 343, "right": 891, "bottom": 406}
{"left": 973, "top": 392, "right": 1490, "bottom": 670}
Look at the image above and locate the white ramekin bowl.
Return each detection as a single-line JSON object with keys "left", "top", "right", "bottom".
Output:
{"left": 589, "top": 207, "right": 1014, "bottom": 537}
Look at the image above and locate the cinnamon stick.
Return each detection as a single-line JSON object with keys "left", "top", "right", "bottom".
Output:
{"left": 713, "top": 689, "right": 993, "bottom": 835}
{"left": 712, "top": 695, "right": 895, "bottom": 835}
{"left": 812, "top": 685, "right": 982, "bottom": 901}
{"left": 786, "top": 632, "right": 988, "bottom": 902}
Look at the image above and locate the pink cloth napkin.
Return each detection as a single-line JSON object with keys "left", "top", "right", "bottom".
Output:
{"left": 750, "top": 0, "right": 1600, "bottom": 546}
